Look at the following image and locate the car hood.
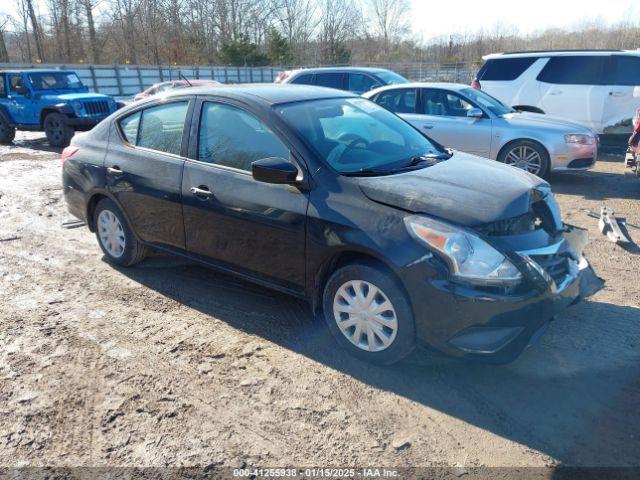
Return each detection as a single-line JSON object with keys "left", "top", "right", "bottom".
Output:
{"left": 357, "top": 152, "right": 548, "bottom": 226}
{"left": 500, "top": 112, "right": 593, "bottom": 133}
{"left": 41, "top": 92, "right": 111, "bottom": 102}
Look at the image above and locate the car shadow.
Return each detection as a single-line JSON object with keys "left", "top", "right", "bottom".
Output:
{"left": 10, "top": 132, "right": 62, "bottom": 155}
{"left": 115, "top": 256, "right": 640, "bottom": 467}
{"left": 549, "top": 169, "right": 640, "bottom": 202}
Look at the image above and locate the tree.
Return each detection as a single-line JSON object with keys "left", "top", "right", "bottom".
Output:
{"left": 24, "top": 0, "right": 45, "bottom": 62}
{"left": 318, "top": 0, "right": 360, "bottom": 64}
{"left": 367, "top": 0, "right": 409, "bottom": 56}
{"left": 267, "top": 28, "right": 292, "bottom": 65}
{"left": 0, "top": 16, "right": 10, "bottom": 63}
{"left": 219, "top": 34, "right": 268, "bottom": 66}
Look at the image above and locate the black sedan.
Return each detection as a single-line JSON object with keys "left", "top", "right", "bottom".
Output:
{"left": 62, "top": 84, "right": 602, "bottom": 364}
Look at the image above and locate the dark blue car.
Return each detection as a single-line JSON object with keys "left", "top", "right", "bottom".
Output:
{"left": 0, "top": 69, "right": 118, "bottom": 147}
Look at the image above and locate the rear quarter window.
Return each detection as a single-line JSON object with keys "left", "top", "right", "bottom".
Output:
{"left": 290, "top": 74, "right": 314, "bottom": 85}
{"left": 606, "top": 55, "right": 640, "bottom": 86}
{"left": 478, "top": 57, "right": 538, "bottom": 81}
{"left": 537, "top": 56, "right": 607, "bottom": 85}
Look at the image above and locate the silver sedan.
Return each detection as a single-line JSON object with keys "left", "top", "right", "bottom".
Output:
{"left": 363, "top": 82, "right": 598, "bottom": 177}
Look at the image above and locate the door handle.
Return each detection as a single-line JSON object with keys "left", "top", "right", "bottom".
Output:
{"left": 190, "top": 186, "right": 212, "bottom": 199}
{"left": 423, "top": 124, "right": 434, "bottom": 130}
{"left": 609, "top": 91, "right": 625, "bottom": 97}
{"left": 107, "top": 166, "right": 123, "bottom": 175}
{"left": 548, "top": 90, "right": 562, "bottom": 95}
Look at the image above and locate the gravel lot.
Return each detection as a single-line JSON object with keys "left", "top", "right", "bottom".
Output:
{"left": 0, "top": 132, "right": 638, "bottom": 469}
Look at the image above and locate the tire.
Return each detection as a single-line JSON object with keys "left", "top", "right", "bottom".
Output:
{"left": 44, "top": 112, "right": 74, "bottom": 147}
{"left": 93, "top": 198, "right": 147, "bottom": 267}
{"left": 322, "top": 261, "right": 416, "bottom": 365}
{"left": 0, "top": 113, "right": 15, "bottom": 144}
{"left": 498, "top": 140, "right": 550, "bottom": 178}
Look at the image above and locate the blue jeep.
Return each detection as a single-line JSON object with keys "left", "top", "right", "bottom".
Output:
{"left": 0, "top": 69, "right": 119, "bottom": 147}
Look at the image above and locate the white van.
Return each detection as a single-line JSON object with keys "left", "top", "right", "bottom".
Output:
{"left": 474, "top": 50, "right": 640, "bottom": 134}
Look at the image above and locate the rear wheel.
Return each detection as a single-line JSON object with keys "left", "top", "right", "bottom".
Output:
{"left": 44, "top": 112, "right": 74, "bottom": 147}
{"left": 498, "top": 140, "right": 550, "bottom": 178}
{"left": 94, "top": 198, "right": 147, "bottom": 267}
{"left": 322, "top": 262, "right": 415, "bottom": 365}
{"left": 0, "top": 113, "right": 15, "bottom": 144}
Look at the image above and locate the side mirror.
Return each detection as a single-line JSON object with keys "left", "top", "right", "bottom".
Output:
{"left": 251, "top": 157, "right": 298, "bottom": 185}
{"left": 467, "top": 107, "right": 484, "bottom": 119}
{"left": 368, "top": 83, "right": 382, "bottom": 91}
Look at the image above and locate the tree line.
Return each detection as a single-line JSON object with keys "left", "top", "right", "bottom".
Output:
{"left": 0, "top": 1, "right": 640, "bottom": 67}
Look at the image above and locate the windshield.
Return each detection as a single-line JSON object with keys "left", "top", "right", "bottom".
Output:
{"left": 460, "top": 87, "right": 514, "bottom": 116}
{"left": 375, "top": 71, "right": 409, "bottom": 85}
{"left": 28, "top": 72, "right": 84, "bottom": 91}
{"left": 278, "top": 97, "right": 445, "bottom": 174}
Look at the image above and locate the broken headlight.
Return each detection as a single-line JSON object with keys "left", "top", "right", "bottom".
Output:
{"left": 404, "top": 215, "right": 522, "bottom": 286}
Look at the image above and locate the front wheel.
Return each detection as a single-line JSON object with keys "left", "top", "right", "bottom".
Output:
{"left": 44, "top": 112, "right": 74, "bottom": 147}
{"left": 498, "top": 140, "right": 550, "bottom": 178}
{"left": 94, "top": 198, "right": 147, "bottom": 267}
{"left": 0, "top": 113, "right": 15, "bottom": 144}
{"left": 322, "top": 262, "right": 416, "bottom": 365}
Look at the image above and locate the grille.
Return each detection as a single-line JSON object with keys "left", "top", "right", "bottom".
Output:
{"left": 83, "top": 100, "right": 110, "bottom": 116}
{"left": 530, "top": 253, "right": 570, "bottom": 286}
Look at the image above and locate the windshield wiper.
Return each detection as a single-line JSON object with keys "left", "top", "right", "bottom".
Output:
{"left": 403, "top": 151, "right": 452, "bottom": 168}
{"left": 341, "top": 167, "right": 396, "bottom": 176}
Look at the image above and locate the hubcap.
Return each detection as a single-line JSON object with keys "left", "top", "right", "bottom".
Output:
{"left": 97, "top": 210, "right": 126, "bottom": 258}
{"left": 505, "top": 145, "right": 542, "bottom": 175}
{"left": 333, "top": 280, "right": 398, "bottom": 352}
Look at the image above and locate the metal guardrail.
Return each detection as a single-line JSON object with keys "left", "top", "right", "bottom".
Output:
{"left": 0, "top": 62, "right": 479, "bottom": 97}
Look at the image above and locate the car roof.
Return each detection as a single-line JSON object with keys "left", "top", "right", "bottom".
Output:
{"left": 159, "top": 83, "right": 357, "bottom": 105}
{"left": 483, "top": 50, "right": 640, "bottom": 60}
{"left": 0, "top": 69, "right": 70, "bottom": 74}
{"left": 365, "top": 82, "right": 470, "bottom": 94}
{"left": 287, "top": 66, "right": 394, "bottom": 75}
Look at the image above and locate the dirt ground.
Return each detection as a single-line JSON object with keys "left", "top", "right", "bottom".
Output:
{"left": 0, "top": 131, "right": 638, "bottom": 470}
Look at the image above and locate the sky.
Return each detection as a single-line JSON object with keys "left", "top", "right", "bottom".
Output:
{"left": 3, "top": 0, "right": 640, "bottom": 41}
{"left": 410, "top": 0, "right": 640, "bottom": 41}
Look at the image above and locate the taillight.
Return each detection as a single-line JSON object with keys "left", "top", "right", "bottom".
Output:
{"left": 61, "top": 146, "right": 79, "bottom": 163}
{"left": 471, "top": 78, "right": 481, "bottom": 90}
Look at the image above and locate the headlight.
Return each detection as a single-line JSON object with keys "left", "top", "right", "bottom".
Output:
{"left": 404, "top": 216, "right": 522, "bottom": 285}
{"left": 71, "top": 100, "right": 84, "bottom": 113}
{"left": 565, "top": 133, "right": 595, "bottom": 145}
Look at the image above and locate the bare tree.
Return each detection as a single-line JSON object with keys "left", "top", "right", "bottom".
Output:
{"left": 79, "top": 0, "right": 100, "bottom": 63}
{"left": 318, "top": 0, "right": 360, "bottom": 64}
{"left": 366, "top": 0, "right": 409, "bottom": 56}
{"left": 24, "top": 0, "right": 46, "bottom": 61}
{"left": 0, "top": 16, "right": 9, "bottom": 63}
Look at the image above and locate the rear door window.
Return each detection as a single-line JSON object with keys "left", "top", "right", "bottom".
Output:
{"left": 478, "top": 57, "right": 539, "bottom": 81}
{"left": 0, "top": 74, "right": 6, "bottom": 97}
{"left": 606, "top": 55, "right": 640, "bottom": 86}
{"left": 119, "top": 101, "right": 189, "bottom": 156}
{"left": 8, "top": 75, "right": 25, "bottom": 93}
{"left": 315, "top": 73, "right": 345, "bottom": 90}
{"left": 537, "top": 56, "right": 607, "bottom": 85}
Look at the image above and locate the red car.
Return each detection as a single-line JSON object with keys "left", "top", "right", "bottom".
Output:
{"left": 133, "top": 79, "right": 220, "bottom": 101}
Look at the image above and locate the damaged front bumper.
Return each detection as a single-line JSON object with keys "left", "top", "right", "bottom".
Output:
{"left": 405, "top": 225, "right": 604, "bottom": 363}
